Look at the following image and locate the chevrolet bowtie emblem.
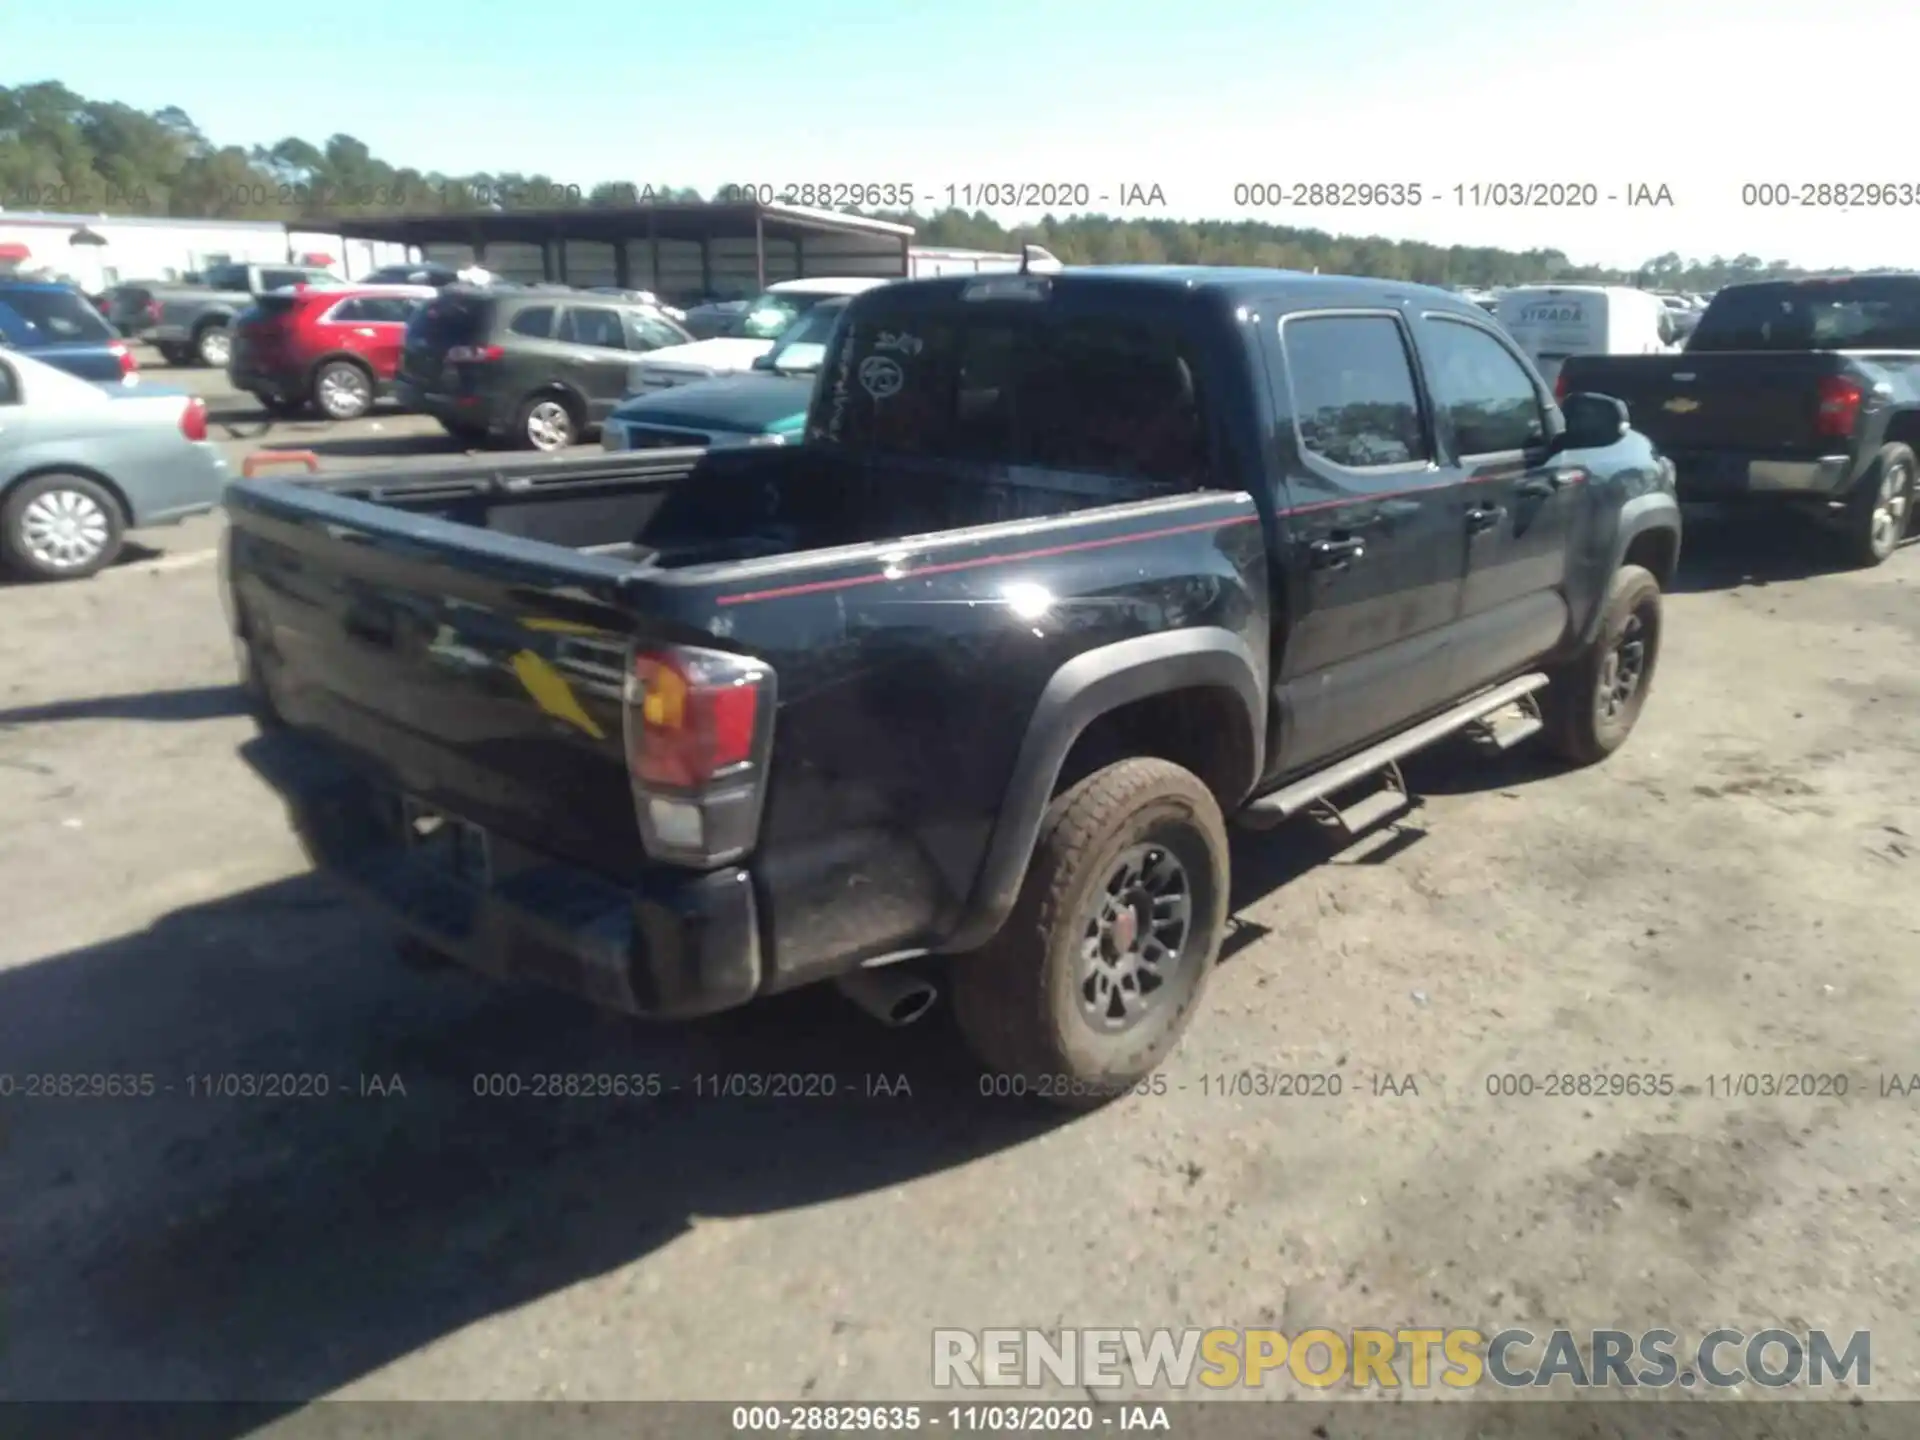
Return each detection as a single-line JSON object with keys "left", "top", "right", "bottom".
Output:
{"left": 1664, "top": 397, "right": 1700, "bottom": 414}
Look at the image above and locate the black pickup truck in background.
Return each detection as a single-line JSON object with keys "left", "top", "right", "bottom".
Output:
{"left": 1560, "top": 274, "right": 1920, "bottom": 567}
{"left": 222, "top": 266, "right": 1681, "bottom": 1106}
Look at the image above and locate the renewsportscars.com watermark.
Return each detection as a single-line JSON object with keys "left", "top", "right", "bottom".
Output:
{"left": 932, "top": 1327, "right": 1871, "bottom": 1391}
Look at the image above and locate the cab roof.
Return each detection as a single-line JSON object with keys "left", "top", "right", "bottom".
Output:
{"left": 855, "top": 264, "right": 1492, "bottom": 318}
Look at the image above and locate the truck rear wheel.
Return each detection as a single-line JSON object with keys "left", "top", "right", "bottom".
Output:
{"left": 1842, "top": 442, "right": 1914, "bottom": 568}
{"left": 1540, "top": 563, "right": 1662, "bottom": 766}
{"left": 950, "top": 758, "right": 1229, "bottom": 1110}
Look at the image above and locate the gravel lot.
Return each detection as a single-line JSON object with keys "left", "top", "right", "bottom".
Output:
{"left": 1, "top": 354, "right": 1917, "bottom": 1418}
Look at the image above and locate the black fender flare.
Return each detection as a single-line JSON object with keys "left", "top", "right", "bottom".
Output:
{"left": 937, "top": 627, "right": 1264, "bottom": 954}
{"left": 191, "top": 307, "right": 236, "bottom": 333}
{"left": 1580, "top": 490, "right": 1681, "bottom": 647}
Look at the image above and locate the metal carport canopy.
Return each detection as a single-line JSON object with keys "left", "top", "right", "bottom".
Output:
{"left": 311, "top": 201, "right": 915, "bottom": 298}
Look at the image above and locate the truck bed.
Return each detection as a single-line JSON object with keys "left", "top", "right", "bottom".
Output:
{"left": 223, "top": 444, "right": 1224, "bottom": 900}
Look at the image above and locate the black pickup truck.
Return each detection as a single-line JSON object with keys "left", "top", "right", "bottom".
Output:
{"left": 1560, "top": 274, "right": 1920, "bottom": 567}
{"left": 222, "top": 266, "right": 1681, "bottom": 1105}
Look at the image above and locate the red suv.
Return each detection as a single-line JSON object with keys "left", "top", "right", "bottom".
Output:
{"left": 228, "top": 283, "right": 436, "bottom": 420}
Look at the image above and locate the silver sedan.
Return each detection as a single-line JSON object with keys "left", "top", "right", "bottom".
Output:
{"left": 0, "top": 348, "right": 229, "bottom": 580}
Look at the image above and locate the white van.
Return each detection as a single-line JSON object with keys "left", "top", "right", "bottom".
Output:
{"left": 1493, "top": 285, "right": 1680, "bottom": 390}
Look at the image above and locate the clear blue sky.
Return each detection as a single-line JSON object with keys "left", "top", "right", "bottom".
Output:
{"left": 8, "top": 0, "right": 1920, "bottom": 269}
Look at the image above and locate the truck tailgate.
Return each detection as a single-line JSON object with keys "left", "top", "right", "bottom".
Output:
{"left": 226, "top": 479, "right": 678, "bottom": 885}
{"left": 1565, "top": 352, "right": 1849, "bottom": 457}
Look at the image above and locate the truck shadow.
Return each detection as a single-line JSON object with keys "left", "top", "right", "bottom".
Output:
{"left": 0, "top": 684, "right": 248, "bottom": 726}
{"left": 1666, "top": 506, "right": 1916, "bottom": 593}
{"left": 0, "top": 870, "right": 1054, "bottom": 1418}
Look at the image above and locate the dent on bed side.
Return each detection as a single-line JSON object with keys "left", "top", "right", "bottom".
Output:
{"left": 934, "top": 627, "right": 1264, "bottom": 954}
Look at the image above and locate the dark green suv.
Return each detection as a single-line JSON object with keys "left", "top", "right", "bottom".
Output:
{"left": 395, "top": 286, "right": 693, "bottom": 450}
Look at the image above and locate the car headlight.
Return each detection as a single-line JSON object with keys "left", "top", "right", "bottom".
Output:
{"left": 745, "top": 434, "right": 787, "bottom": 446}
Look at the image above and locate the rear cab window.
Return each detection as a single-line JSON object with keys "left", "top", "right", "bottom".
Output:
{"left": 0, "top": 287, "right": 116, "bottom": 345}
{"left": 1688, "top": 279, "right": 1920, "bottom": 351}
{"left": 811, "top": 295, "right": 1213, "bottom": 489}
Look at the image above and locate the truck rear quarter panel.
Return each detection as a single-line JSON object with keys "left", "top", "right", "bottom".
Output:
{"left": 707, "top": 492, "right": 1268, "bottom": 989}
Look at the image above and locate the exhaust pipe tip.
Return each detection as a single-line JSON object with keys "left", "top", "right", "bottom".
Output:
{"left": 884, "top": 986, "right": 937, "bottom": 1027}
{"left": 837, "top": 966, "right": 939, "bottom": 1028}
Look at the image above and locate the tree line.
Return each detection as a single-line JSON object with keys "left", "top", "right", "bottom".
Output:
{"left": 0, "top": 79, "right": 1848, "bottom": 292}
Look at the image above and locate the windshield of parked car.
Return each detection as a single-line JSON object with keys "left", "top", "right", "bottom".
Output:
{"left": 763, "top": 300, "right": 847, "bottom": 373}
{"left": 728, "top": 289, "right": 838, "bottom": 340}
{"left": 1687, "top": 280, "right": 1920, "bottom": 351}
{"left": 0, "top": 286, "right": 116, "bottom": 344}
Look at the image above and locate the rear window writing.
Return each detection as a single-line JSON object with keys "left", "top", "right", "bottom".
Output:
{"left": 811, "top": 308, "right": 1210, "bottom": 487}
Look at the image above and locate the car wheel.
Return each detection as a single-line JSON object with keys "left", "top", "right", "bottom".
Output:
{"left": 195, "top": 323, "right": 231, "bottom": 368}
{"left": 157, "top": 342, "right": 193, "bottom": 366}
{"left": 0, "top": 472, "right": 127, "bottom": 581}
{"left": 516, "top": 394, "right": 577, "bottom": 452}
{"left": 1540, "top": 564, "right": 1662, "bottom": 766}
{"left": 1842, "top": 442, "right": 1914, "bottom": 568}
{"left": 950, "top": 757, "right": 1229, "bottom": 1110}
{"left": 314, "top": 360, "right": 374, "bottom": 421}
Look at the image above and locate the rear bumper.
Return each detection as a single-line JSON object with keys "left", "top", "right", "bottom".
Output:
{"left": 230, "top": 361, "right": 300, "bottom": 401}
{"left": 250, "top": 731, "right": 763, "bottom": 1019}
{"left": 1668, "top": 451, "right": 1854, "bottom": 501}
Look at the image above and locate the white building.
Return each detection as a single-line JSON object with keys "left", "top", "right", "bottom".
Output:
{"left": 0, "top": 211, "right": 413, "bottom": 291}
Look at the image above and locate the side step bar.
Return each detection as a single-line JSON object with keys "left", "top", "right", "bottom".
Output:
{"left": 1239, "top": 673, "right": 1551, "bottom": 828}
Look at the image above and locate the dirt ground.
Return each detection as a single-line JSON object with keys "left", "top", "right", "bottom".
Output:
{"left": 1, "top": 367, "right": 1915, "bottom": 1419}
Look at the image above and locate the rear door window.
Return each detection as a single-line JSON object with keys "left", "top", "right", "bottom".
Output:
{"left": 0, "top": 287, "right": 115, "bottom": 344}
{"left": 1279, "top": 314, "right": 1431, "bottom": 469}
{"left": 815, "top": 306, "right": 1211, "bottom": 487}
{"left": 557, "top": 306, "right": 626, "bottom": 349}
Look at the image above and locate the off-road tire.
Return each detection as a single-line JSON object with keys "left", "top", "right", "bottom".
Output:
{"left": 1842, "top": 442, "right": 1914, "bottom": 569}
{"left": 1540, "top": 564, "right": 1662, "bottom": 766}
{"left": 950, "top": 757, "right": 1229, "bottom": 1111}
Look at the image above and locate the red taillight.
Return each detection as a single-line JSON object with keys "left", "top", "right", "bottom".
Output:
{"left": 111, "top": 342, "right": 136, "bottom": 376}
{"left": 623, "top": 645, "right": 774, "bottom": 865}
{"left": 627, "top": 649, "right": 762, "bottom": 788}
{"left": 1553, "top": 371, "right": 1569, "bottom": 402}
{"left": 146, "top": 300, "right": 161, "bottom": 323}
{"left": 445, "top": 344, "right": 504, "bottom": 363}
{"left": 1816, "top": 374, "right": 1865, "bottom": 438}
{"left": 180, "top": 396, "right": 208, "bottom": 442}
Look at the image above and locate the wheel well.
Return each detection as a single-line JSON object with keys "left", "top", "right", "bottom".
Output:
{"left": 521, "top": 384, "right": 584, "bottom": 422}
{"left": 1622, "top": 527, "right": 1679, "bottom": 587}
{"left": 1878, "top": 414, "right": 1920, "bottom": 453}
{"left": 2, "top": 465, "right": 133, "bottom": 526}
{"left": 1052, "top": 686, "right": 1256, "bottom": 811}
{"left": 308, "top": 352, "right": 375, "bottom": 388}
{"left": 192, "top": 312, "right": 230, "bottom": 333}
